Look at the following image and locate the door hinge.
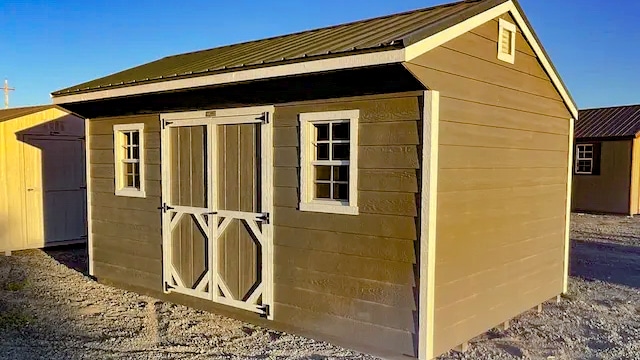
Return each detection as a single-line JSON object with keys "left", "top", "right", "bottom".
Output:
{"left": 158, "top": 203, "right": 175, "bottom": 213}
{"left": 258, "top": 304, "right": 270, "bottom": 318}
{"left": 256, "top": 112, "right": 269, "bottom": 124}
{"left": 162, "top": 119, "right": 173, "bottom": 129}
{"left": 256, "top": 212, "right": 270, "bottom": 224}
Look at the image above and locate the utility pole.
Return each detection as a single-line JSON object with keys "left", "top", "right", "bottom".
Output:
{"left": 4, "top": 80, "right": 15, "bottom": 109}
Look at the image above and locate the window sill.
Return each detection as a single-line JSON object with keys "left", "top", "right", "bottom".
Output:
{"left": 115, "top": 188, "right": 146, "bottom": 198}
{"left": 299, "top": 202, "right": 358, "bottom": 215}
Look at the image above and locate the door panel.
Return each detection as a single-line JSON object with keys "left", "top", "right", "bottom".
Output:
{"left": 217, "top": 123, "right": 260, "bottom": 301}
{"left": 24, "top": 137, "right": 87, "bottom": 245}
{"left": 170, "top": 126, "right": 207, "bottom": 208}
{"left": 165, "top": 124, "right": 212, "bottom": 299}
{"left": 171, "top": 213, "right": 209, "bottom": 289}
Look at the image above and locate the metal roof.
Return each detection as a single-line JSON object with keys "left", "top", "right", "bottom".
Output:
{"left": 0, "top": 105, "right": 55, "bottom": 124}
{"left": 576, "top": 105, "right": 640, "bottom": 139}
{"left": 52, "top": 0, "right": 507, "bottom": 96}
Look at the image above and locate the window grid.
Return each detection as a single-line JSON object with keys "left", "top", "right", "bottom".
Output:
{"left": 575, "top": 144, "right": 594, "bottom": 174}
{"left": 120, "top": 130, "right": 141, "bottom": 189}
{"left": 312, "top": 120, "right": 350, "bottom": 202}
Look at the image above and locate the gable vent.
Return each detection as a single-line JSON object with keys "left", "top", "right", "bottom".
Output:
{"left": 497, "top": 18, "right": 516, "bottom": 64}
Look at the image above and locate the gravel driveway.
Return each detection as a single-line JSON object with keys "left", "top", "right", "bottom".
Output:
{"left": 1, "top": 213, "right": 639, "bottom": 359}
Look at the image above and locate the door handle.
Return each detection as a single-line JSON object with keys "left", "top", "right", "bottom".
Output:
{"left": 27, "top": 188, "right": 35, "bottom": 192}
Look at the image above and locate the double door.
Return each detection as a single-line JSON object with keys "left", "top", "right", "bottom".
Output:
{"left": 161, "top": 107, "right": 273, "bottom": 318}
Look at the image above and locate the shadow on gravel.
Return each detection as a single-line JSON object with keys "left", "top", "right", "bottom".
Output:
{"left": 0, "top": 251, "right": 92, "bottom": 360}
{"left": 45, "top": 244, "right": 89, "bottom": 275}
{"left": 570, "top": 239, "right": 640, "bottom": 288}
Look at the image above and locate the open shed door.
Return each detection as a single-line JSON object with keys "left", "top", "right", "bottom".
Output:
{"left": 161, "top": 107, "right": 274, "bottom": 318}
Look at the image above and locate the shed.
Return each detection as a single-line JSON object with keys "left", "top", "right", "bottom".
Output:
{"left": 0, "top": 105, "right": 86, "bottom": 253}
{"left": 573, "top": 105, "right": 640, "bottom": 215}
{"left": 51, "top": 0, "right": 576, "bottom": 358}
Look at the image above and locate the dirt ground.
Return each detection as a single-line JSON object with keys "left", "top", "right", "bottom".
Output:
{"left": 1, "top": 213, "right": 639, "bottom": 360}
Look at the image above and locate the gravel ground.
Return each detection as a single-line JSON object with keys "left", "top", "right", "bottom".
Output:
{"left": 1, "top": 213, "right": 639, "bottom": 359}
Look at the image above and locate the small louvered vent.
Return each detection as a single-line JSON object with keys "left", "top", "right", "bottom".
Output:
{"left": 497, "top": 18, "right": 516, "bottom": 64}
{"left": 500, "top": 28, "right": 513, "bottom": 54}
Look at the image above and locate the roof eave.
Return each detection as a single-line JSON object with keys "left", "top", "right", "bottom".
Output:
{"left": 52, "top": 48, "right": 407, "bottom": 105}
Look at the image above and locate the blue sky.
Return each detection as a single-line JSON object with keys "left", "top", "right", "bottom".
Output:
{"left": 0, "top": 0, "right": 638, "bottom": 109}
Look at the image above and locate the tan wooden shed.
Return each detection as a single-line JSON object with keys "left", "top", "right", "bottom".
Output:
{"left": 0, "top": 105, "right": 87, "bottom": 253}
{"left": 573, "top": 105, "right": 640, "bottom": 215}
{"left": 51, "top": 0, "right": 577, "bottom": 358}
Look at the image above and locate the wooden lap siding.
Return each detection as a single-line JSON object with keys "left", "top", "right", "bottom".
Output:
{"left": 404, "top": 14, "right": 572, "bottom": 357}
{"left": 89, "top": 114, "right": 163, "bottom": 289}
{"left": 88, "top": 94, "right": 421, "bottom": 357}
{"left": 272, "top": 95, "right": 421, "bottom": 356}
{"left": 572, "top": 140, "right": 633, "bottom": 214}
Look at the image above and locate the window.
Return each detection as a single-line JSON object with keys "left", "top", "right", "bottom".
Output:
{"left": 299, "top": 110, "right": 359, "bottom": 215}
{"left": 498, "top": 18, "right": 516, "bottom": 64}
{"left": 113, "top": 123, "right": 146, "bottom": 197}
{"left": 575, "top": 143, "right": 603, "bottom": 175}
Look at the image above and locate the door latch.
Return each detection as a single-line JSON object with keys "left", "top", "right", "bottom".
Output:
{"left": 256, "top": 212, "right": 270, "bottom": 224}
{"left": 158, "top": 203, "right": 175, "bottom": 213}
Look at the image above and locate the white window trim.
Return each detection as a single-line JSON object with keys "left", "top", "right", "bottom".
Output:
{"left": 497, "top": 18, "right": 517, "bottom": 64}
{"left": 113, "top": 123, "right": 146, "bottom": 198}
{"left": 575, "top": 143, "right": 594, "bottom": 175}
{"left": 299, "top": 110, "right": 359, "bottom": 215}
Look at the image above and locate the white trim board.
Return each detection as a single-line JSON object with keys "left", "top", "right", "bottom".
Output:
{"left": 85, "top": 118, "right": 94, "bottom": 276}
{"left": 418, "top": 90, "right": 439, "bottom": 360}
{"left": 563, "top": 117, "right": 574, "bottom": 294}
{"left": 51, "top": 1, "right": 577, "bottom": 119}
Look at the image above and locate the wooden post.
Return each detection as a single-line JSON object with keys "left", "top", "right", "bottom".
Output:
{"left": 499, "top": 320, "right": 510, "bottom": 331}
{"left": 537, "top": 304, "right": 543, "bottom": 313}
{"left": 556, "top": 295, "right": 561, "bottom": 304}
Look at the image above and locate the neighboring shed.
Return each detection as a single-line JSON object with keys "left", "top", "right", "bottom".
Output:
{"left": 573, "top": 105, "right": 640, "bottom": 215}
{"left": 51, "top": 0, "right": 576, "bottom": 358}
{"left": 0, "top": 105, "right": 86, "bottom": 253}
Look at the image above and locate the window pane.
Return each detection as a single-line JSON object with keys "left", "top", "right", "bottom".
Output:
{"left": 132, "top": 146, "right": 140, "bottom": 159}
{"left": 332, "top": 122, "right": 349, "bottom": 140}
{"left": 315, "top": 183, "right": 331, "bottom": 199}
{"left": 315, "top": 165, "right": 331, "bottom": 181}
{"left": 124, "top": 132, "right": 132, "bottom": 146}
{"left": 125, "top": 162, "right": 134, "bottom": 175}
{"left": 332, "top": 144, "right": 349, "bottom": 160}
{"left": 316, "top": 143, "right": 330, "bottom": 160}
{"left": 126, "top": 174, "right": 135, "bottom": 187}
{"left": 333, "top": 165, "right": 349, "bottom": 181}
{"left": 333, "top": 183, "right": 349, "bottom": 201}
{"left": 132, "top": 131, "right": 140, "bottom": 146}
{"left": 315, "top": 124, "right": 329, "bottom": 141}
{"left": 134, "top": 174, "right": 140, "bottom": 189}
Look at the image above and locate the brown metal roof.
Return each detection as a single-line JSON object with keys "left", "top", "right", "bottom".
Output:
{"left": 0, "top": 105, "right": 55, "bottom": 124}
{"left": 576, "top": 105, "right": 640, "bottom": 139}
{"left": 52, "top": 0, "right": 508, "bottom": 96}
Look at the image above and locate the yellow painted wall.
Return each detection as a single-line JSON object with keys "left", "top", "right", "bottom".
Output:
{"left": 0, "top": 108, "right": 84, "bottom": 252}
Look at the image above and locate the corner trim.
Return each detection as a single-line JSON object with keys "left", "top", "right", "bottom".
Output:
{"left": 563, "top": 117, "right": 574, "bottom": 294}
{"left": 418, "top": 90, "right": 439, "bottom": 359}
{"left": 85, "top": 118, "right": 94, "bottom": 276}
